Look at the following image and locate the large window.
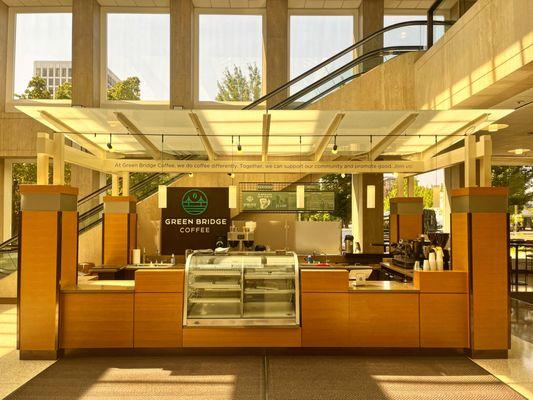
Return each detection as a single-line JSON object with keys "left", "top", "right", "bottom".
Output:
{"left": 106, "top": 12, "right": 170, "bottom": 101}
{"left": 290, "top": 14, "right": 355, "bottom": 94}
{"left": 12, "top": 12, "right": 72, "bottom": 100}
{"left": 384, "top": 14, "right": 445, "bottom": 48}
{"left": 197, "top": 13, "right": 263, "bottom": 104}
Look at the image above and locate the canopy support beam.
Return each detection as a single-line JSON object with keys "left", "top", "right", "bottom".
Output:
{"left": 368, "top": 113, "right": 419, "bottom": 160}
{"left": 314, "top": 113, "right": 345, "bottom": 162}
{"left": 114, "top": 112, "right": 175, "bottom": 160}
{"left": 189, "top": 112, "right": 216, "bottom": 160}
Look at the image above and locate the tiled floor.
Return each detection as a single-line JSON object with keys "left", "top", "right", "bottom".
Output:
{"left": 0, "top": 301, "right": 532, "bottom": 399}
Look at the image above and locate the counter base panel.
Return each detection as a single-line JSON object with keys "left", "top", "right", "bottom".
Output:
{"left": 182, "top": 327, "right": 302, "bottom": 347}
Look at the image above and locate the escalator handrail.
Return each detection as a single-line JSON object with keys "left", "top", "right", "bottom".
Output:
{"left": 271, "top": 46, "right": 423, "bottom": 110}
{"left": 243, "top": 19, "right": 453, "bottom": 110}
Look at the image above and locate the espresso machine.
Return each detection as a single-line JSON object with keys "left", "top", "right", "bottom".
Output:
{"left": 227, "top": 221, "right": 255, "bottom": 251}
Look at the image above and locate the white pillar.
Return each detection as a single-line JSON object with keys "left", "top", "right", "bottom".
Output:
{"left": 464, "top": 134, "right": 477, "bottom": 187}
{"left": 351, "top": 174, "right": 363, "bottom": 245}
{"left": 122, "top": 172, "right": 130, "bottom": 196}
{"left": 37, "top": 153, "right": 50, "bottom": 185}
{"left": 52, "top": 132, "right": 65, "bottom": 185}
{"left": 479, "top": 135, "right": 492, "bottom": 187}
{"left": 396, "top": 173, "right": 405, "bottom": 197}
{"left": 111, "top": 174, "right": 120, "bottom": 196}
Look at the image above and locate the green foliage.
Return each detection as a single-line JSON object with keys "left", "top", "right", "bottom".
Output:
{"left": 384, "top": 178, "right": 434, "bottom": 212}
{"left": 15, "top": 76, "right": 51, "bottom": 99}
{"left": 107, "top": 77, "right": 141, "bottom": 101}
{"left": 216, "top": 64, "right": 262, "bottom": 102}
{"left": 54, "top": 81, "right": 72, "bottom": 99}
{"left": 492, "top": 166, "right": 533, "bottom": 212}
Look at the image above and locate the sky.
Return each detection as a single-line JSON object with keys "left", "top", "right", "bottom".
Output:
{"left": 14, "top": 12, "right": 437, "bottom": 102}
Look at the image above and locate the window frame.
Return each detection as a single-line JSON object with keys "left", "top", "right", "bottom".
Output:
{"left": 193, "top": 7, "right": 267, "bottom": 109}
{"left": 5, "top": 7, "right": 73, "bottom": 112}
{"left": 287, "top": 8, "right": 359, "bottom": 93}
{"left": 100, "top": 6, "right": 171, "bottom": 109}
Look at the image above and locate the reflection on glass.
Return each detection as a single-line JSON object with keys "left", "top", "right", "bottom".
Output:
{"left": 13, "top": 13, "right": 72, "bottom": 99}
{"left": 198, "top": 14, "right": 263, "bottom": 103}
{"left": 107, "top": 13, "right": 170, "bottom": 101}
{"left": 290, "top": 15, "right": 354, "bottom": 95}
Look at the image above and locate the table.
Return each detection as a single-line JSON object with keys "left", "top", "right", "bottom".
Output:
{"left": 509, "top": 240, "right": 533, "bottom": 289}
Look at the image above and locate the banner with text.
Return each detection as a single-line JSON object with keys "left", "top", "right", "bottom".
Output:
{"left": 241, "top": 191, "right": 335, "bottom": 212}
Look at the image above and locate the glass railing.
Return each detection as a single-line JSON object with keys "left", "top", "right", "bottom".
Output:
{"left": 0, "top": 248, "right": 18, "bottom": 279}
{"left": 245, "top": 20, "right": 453, "bottom": 111}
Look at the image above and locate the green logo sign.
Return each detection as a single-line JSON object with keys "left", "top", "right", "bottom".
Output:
{"left": 181, "top": 189, "right": 208, "bottom": 215}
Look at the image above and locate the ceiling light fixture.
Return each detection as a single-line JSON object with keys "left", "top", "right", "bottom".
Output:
{"left": 484, "top": 123, "right": 509, "bottom": 132}
{"left": 341, "top": 173, "right": 346, "bottom": 178}
{"left": 106, "top": 134, "right": 113, "bottom": 151}
{"left": 228, "top": 172, "right": 235, "bottom": 178}
{"left": 331, "top": 136, "right": 338, "bottom": 154}
{"left": 508, "top": 148, "right": 530, "bottom": 155}
{"left": 188, "top": 172, "right": 194, "bottom": 178}
{"left": 237, "top": 135, "right": 242, "bottom": 153}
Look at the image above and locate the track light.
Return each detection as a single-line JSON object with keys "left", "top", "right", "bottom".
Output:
{"left": 341, "top": 173, "right": 346, "bottom": 178}
{"left": 188, "top": 172, "right": 194, "bottom": 178}
{"left": 331, "top": 136, "right": 338, "bottom": 154}
{"left": 106, "top": 134, "right": 113, "bottom": 151}
{"left": 228, "top": 172, "right": 235, "bottom": 178}
{"left": 237, "top": 136, "right": 242, "bottom": 153}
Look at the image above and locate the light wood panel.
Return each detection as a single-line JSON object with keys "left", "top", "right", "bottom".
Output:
{"left": 134, "top": 293, "right": 183, "bottom": 348}
{"left": 349, "top": 293, "right": 419, "bottom": 347}
{"left": 135, "top": 270, "right": 184, "bottom": 293}
{"left": 19, "top": 211, "right": 59, "bottom": 352}
{"left": 471, "top": 213, "right": 509, "bottom": 351}
{"left": 103, "top": 213, "right": 129, "bottom": 265}
{"left": 389, "top": 213, "right": 398, "bottom": 243}
{"left": 413, "top": 271, "right": 468, "bottom": 293}
{"left": 420, "top": 293, "right": 469, "bottom": 348}
{"left": 301, "top": 293, "right": 350, "bottom": 347}
{"left": 301, "top": 270, "right": 348, "bottom": 293}
{"left": 129, "top": 213, "right": 137, "bottom": 259}
{"left": 61, "top": 211, "right": 78, "bottom": 288}
{"left": 182, "top": 327, "right": 301, "bottom": 347}
{"left": 398, "top": 214, "right": 422, "bottom": 240}
{"left": 60, "top": 293, "right": 134, "bottom": 349}
{"left": 451, "top": 213, "right": 469, "bottom": 272}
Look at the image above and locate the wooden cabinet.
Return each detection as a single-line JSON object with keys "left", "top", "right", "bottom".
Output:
{"left": 60, "top": 293, "right": 134, "bottom": 349}
{"left": 183, "top": 328, "right": 301, "bottom": 347}
{"left": 349, "top": 293, "right": 419, "bottom": 347}
{"left": 135, "top": 270, "right": 184, "bottom": 293}
{"left": 301, "top": 269, "right": 348, "bottom": 293}
{"left": 420, "top": 294, "right": 469, "bottom": 348}
{"left": 301, "top": 293, "right": 350, "bottom": 347}
{"left": 134, "top": 293, "right": 183, "bottom": 348}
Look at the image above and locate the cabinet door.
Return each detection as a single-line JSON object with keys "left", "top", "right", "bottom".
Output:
{"left": 301, "top": 293, "right": 350, "bottom": 347}
{"left": 420, "top": 293, "right": 469, "bottom": 348}
{"left": 134, "top": 293, "right": 183, "bottom": 348}
{"left": 349, "top": 293, "right": 419, "bottom": 347}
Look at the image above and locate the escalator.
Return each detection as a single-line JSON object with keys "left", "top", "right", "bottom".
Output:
{"left": 244, "top": 19, "right": 453, "bottom": 111}
{"left": 0, "top": 169, "right": 189, "bottom": 279}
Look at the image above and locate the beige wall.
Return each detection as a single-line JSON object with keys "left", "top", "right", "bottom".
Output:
{"left": 78, "top": 223, "right": 102, "bottom": 265}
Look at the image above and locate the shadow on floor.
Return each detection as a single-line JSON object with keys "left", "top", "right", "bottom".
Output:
{"left": 6, "top": 354, "right": 526, "bottom": 400}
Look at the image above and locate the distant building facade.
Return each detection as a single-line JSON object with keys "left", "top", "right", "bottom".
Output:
{"left": 33, "top": 61, "right": 120, "bottom": 96}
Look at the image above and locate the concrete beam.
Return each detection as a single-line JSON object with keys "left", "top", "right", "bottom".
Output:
{"left": 170, "top": 0, "right": 193, "bottom": 109}
{"left": 368, "top": 113, "right": 418, "bottom": 160}
{"left": 265, "top": 0, "right": 288, "bottom": 108}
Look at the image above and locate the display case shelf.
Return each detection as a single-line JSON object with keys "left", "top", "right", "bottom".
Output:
{"left": 184, "top": 251, "right": 299, "bottom": 327}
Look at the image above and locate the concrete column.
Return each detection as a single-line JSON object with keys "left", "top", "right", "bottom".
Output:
{"left": 443, "top": 164, "right": 464, "bottom": 233}
{"left": 111, "top": 174, "right": 120, "bottom": 196}
{"left": 396, "top": 173, "right": 405, "bottom": 197}
{"left": 266, "top": 0, "right": 288, "bottom": 108}
{"left": 52, "top": 132, "right": 65, "bottom": 185}
{"left": 464, "top": 134, "right": 477, "bottom": 187}
{"left": 0, "top": 158, "right": 4, "bottom": 242}
{"left": 359, "top": 0, "right": 384, "bottom": 71}
{"left": 72, "top": 0, "right": 101, "bottom": 107}
{"left": 37, "top": 153, "right": 50, "bottom": 185}
{"left": 479, "top": 135, "right": 492, "bottom": 187}
{"left": 102, "top": 196, "right": 137, "bottom": 265}
{"left": 170, "top": 0, "right": 193, "bottom": 109}
{"left": 122, "top": 172, "right": 130, "bottom": 196}
{"left": 0, "top": 1, "right": 7, "bottom": 113}
{"left": 352, "top": 173, "right": 384, "bottom": 253}
{"left": 407, "top": 176, "right": 415, "bottom": 197}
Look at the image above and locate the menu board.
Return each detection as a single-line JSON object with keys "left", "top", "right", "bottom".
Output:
{"left": 241, "top": 191, "right": 335, "bottom": 212}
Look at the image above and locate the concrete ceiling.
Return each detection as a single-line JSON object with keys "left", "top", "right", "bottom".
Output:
{"left": 1, "top": 0, "right": 442, "bottom": 9}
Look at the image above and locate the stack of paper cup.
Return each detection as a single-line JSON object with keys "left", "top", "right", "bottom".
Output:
{"left": 423, "top": 260, "right": 430, "bottom": 271}
{"left": 428, "top": 253, "right": 436, "bottom": 271}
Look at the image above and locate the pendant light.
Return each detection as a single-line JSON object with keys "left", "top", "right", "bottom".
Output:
{"left": 158, "top": 134, "right": 167, "bottom": 208}
{"left": 331, "top": 135, "right": 338, "bottom": 154}
{"left": 296, "top": 136, "right": 305, "bottom": 209}
{"left": 366, "top": 135, "right": 375, "bottom": 209}
{"left": 228, "top": 135, "right": 237, "bottom": 209}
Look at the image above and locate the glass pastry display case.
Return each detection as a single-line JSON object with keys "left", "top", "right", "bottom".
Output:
{"left": 183, "top": 251, "right": 300, "bottom": 326}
